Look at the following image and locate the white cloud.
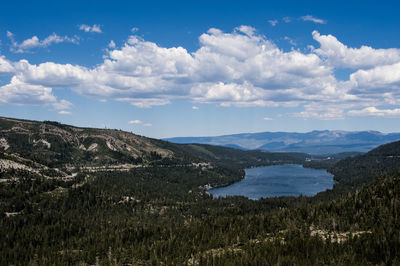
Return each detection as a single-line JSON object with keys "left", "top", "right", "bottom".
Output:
{"left": 283, "top": 17, "right": 291, "bottom": 23}
{"left": 108, "top": 40, "right": 116, "bottom": 49}
{"left": 349, "top": 62, "right": 400, "bottom": 92}
{"left": 0, "top": 76, "right": 68, "bottom": 110}
{"left": 0, "top": 56, "right": 15, "bottom": 75}
{"left": 348, "top": 107, "right": 400, "bottom": 117}
{"left": 234, "top": 25, "right": 256, "bottom": 36}
{"left": 128, "top": 120, "right": 142, "bottom": 124}
{"left": 192, "top": 106, "right": 199, "bottom": 110}
{"left": 52, "top": 99, "right": 73, "bottom": 110}
{"left": 292, "top": 95, "right": 373, "bottom": 120}
{"left": 7, "top": 31, "right": 79, "bottom": 53}
{"left": 58, "top": 110, "right": 71, "bottom": 115}
{"left": 117, "top": 98, "right": 171, "bottom": 108}
{"left": 263, "top": 117, "right": 272, "bottom": 121}
{"left": 14, "top": 25, "right": 330, "bottom": 110}
{"left": 284, "top": 36, "right": 296, "bottom": 46}
{"left": 128, "top": 120, "right": 151, "bottom": 127}
{"left": 301, "top": 15, "right": 326, "bottom": 24}
{"left": 312, "top": 31, "right": 400, "bottom": 69}
{"left": 268, "top": 20, "right": 278, "bottom": 26}
{"left": 13, "top": 60, "right": 91, "bottom": 89}
{"left": 1, "top": 26, "right": 400, "bottom": 119}
{"left": 295, "top": 103, "right": 346, "bottom": 120}
{"left": 0, "top": 27, "right": 350, "bottom": 111}
{"left": 131, "top": 27, "right": 139, "bottom": 33}
{"left": 79, "top": 24, "right": 102, "bottom": 33}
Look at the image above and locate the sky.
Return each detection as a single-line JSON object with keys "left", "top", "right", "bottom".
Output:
{"left": 1, "top": 0, "right": 400, "bottom": 138}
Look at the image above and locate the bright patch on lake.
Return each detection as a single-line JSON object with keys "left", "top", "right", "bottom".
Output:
{"left": 208, "top": 164, "right": 334, "bottom": 200}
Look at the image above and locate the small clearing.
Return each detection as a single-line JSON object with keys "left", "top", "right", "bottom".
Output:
{"left": 5, "top": 212, "right": 20, "bottom": 217}
{"left": 79, "top": 144, "right": 86, "bottom": 151}
{"left": 33, "top": 139, "right": 51, "bottom": 149}
{"left": 0, "top": 159, "right": 37, "bottom": 173}
{"left": 80, "top": 164, "right": 144, "bottom": 172}
{"left": 0, "top": 138, "right": 9, "bottom": 150}
{"left": 310, "top": 227, "right": 371, "bottom": 243}
{"left": 106, "top": 140, "right": 117, "bottom": 151}
{"left": 87, "top": 143, "right": 98, "bottom": 152}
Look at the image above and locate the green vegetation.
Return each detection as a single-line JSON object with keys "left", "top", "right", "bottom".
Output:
{"left": 0, "top": 116, "right": 399, "bottom": 265}
{"left": 329, "top": 140, "right": 400, "bottom": 192}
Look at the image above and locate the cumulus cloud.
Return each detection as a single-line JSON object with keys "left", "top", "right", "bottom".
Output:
{"left": 0, "top": 76, "right": 69, "bottom": 110}
{"left": 312, "top": 31, "right": 400, "bottom": 69}
{"left": 7, "top": 31, "right": 79, "bottom": 53}
{"left": 14, "top": 26, "right": 330, "bottom": 109}
{"left": 1, "top": 26, "right": 400, "bottom": 119}
{"left": 301, "top": 15, "right": 326, "bottom": 24}
{"left": 78, "top": 24, "right": 102, "bottom": 33}
{"left": 131, "top": 27, "right": 139, "bottom": 33}
{"left": 349, "top": 62, "right": 400, "bottom": 92}
{"left": 0, "top": 56, "right": 15, "bottom": 74}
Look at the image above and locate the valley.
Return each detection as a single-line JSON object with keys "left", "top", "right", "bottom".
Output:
{"left": 1, "top": 116, "right": 400, "bottom": 265}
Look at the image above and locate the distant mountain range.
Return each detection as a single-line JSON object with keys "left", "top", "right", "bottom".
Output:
{"left": 164, "top": 130, "right": 400, "bottom": 155}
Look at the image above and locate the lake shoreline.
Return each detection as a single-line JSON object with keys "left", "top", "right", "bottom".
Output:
{"left": 208, "top": 164, "right": 334, "bottom": 200}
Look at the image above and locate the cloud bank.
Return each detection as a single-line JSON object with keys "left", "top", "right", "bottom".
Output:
{"left": 1, "top": 26, "right": 400, "bottom": 119}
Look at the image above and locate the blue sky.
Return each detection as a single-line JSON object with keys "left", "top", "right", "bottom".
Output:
{"left": 1, "top": 0, "right": 400, "bottom": 138}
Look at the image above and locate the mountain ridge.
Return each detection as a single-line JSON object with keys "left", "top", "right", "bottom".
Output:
{"left": 0, "top": 116, "right": 311, "bottom": 174}
{"left": 164, "top": 130, "right": 400, "bottom": 154}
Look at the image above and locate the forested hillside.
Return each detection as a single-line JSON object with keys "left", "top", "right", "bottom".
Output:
{"left": 0, "top": 117, "right": 308, "bottom": 170}
{"left": 1, "top": 116, "right": 399, "bottom": 265}
{"left": 330, "top": 140, "right": 400, "bottom": 190}
{"left": 1, "top": 159, "right": 399, "bottom": 264}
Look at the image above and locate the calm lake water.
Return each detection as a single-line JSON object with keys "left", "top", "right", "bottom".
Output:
{"left": 208, "top": 164, "right": 334, "bottom": 200}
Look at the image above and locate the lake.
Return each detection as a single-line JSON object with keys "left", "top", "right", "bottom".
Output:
{"left": 208, "top": 164, "right": 334, "bottom": 200}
